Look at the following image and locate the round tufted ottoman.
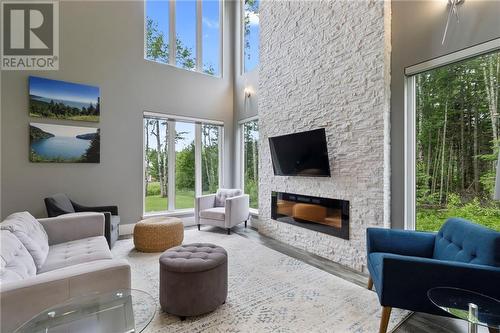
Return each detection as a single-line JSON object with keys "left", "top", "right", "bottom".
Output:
{"left": 133, "top": 217, "right": 184, "bottom": 252}
{"left": 159, "top": 243, "right": 228, "bottom": 319}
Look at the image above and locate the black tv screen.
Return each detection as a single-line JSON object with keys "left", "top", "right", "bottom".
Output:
{"left": 269, "top": 128, "right": 331, "bottom": 177}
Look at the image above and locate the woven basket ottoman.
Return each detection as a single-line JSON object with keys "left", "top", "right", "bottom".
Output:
{"left": 159, "top": 243, "right": 228, "bottom": 319}
{"left": 133, "top": 217, "right": 184, "bottom": 252}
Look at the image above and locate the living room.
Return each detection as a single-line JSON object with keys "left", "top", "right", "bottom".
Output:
{"left": 1, "top": 0, "right": 499, "bottom": 332}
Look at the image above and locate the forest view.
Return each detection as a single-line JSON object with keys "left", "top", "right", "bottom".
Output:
{"left": 144, "top": 118, "right": 220, "bottom": 212}
{"left": 415, "top": 51, "right": 500, "bottom": 232}
{"left": 243, "top": 120, "right": 259, "bottom": 209}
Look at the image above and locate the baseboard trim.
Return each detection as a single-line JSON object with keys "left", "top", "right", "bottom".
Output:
{"left": 119, "top": 223, "right": 134, "bottom": 236}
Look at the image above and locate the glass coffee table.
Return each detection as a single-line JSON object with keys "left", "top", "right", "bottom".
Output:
{"left": 14, "top": 289, "right": 156, "bottom": 333}
{"left": 428, "top": 287, "right": 500, "bottom": 333}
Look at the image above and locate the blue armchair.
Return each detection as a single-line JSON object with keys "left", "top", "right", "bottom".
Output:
{"left": 366, "top": 218, "right": 500, "bottom": 333}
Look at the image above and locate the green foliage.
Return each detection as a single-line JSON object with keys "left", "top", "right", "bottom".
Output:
{"left": 81, "top": 130, "right": 100, "bottom": 163}
{"left": 146, "top": 181, "right": 161, "bottom": 196}
{"left": 30, "top": 97, "right": 99, "bottom": 122}
{"left": 146, "top": 17, "right": 216, "bottom": 75}
{"left": 243, "top": 0, "right": 259, "bottom": 60}
{"left": 417, "top": 198, "right": 500, "bottom": 232}
{"left": 415, "top": 51, "right": 500, "bottom": 231}
{"left": 175, "top": 142, "right": 195, "bottom": 190}
{"left": 29, "top": 125, "right": 54, "bottom": 141}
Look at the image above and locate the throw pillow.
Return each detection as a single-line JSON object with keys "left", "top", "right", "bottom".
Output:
{"left": 0, "top": 212, "right": 49, "bottom": 270}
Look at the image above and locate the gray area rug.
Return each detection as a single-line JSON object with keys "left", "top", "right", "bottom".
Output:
{"left": 112, "top": 229, "right": 411, "bottom": 333}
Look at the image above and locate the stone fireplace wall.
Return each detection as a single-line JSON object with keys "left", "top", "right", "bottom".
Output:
{"left": 255, "top": 0, "right": 391, "bottom": 272}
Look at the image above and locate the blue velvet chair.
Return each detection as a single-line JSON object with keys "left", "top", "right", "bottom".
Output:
{"left": 366, "top": 218, "right": 500, "bottom": 333}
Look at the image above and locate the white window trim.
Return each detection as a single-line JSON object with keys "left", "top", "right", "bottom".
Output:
{"left": 404, "top": 38, "right": 500, "bottom": 230}
{"left": 143, "top": 112, "right": 225, "bottom": 215}
{"left": 144, "top": 0, "right": 224, "bottom": 78}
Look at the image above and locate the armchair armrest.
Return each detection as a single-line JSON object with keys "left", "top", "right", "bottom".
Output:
{"left": 71, "top": 201, "right": 118, "bottom": 215}
{"left": 38, "top": 212, "right": 105, "bottom": 245}
{"left": 379, "top": 254, "right": 500, "bottom": 311}
{"left": 0, "top": 259, "right": 130, "bottom": 333}
{"left": 225, "top": 194, "right": 250, "bottom": 228}
{"left": 367, "top": 228, "right": 436, "bottom": 258}
{"left": 195, "top": 194, "right": 216, "bottom": 224}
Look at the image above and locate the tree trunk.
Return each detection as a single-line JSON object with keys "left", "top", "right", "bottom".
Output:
{"left": 163, "top": 123, "right": 168, "bottom": 197}
{"left": 155, "top": 120, "right": 165, "bottom": 197}
{"left": 145, "top": 121, "right": 150, "bottom": 196}
{"left": 473, "top": 107, "right": 479, "bottom": 193}
{"left": 439, "top": 101, "right": 448, "bottom": 204}
{"left": 482, "top": 54, "right": 499, "bottom": 151}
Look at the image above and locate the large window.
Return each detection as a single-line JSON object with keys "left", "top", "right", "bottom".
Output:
{"left": 243, "top": 0, "right": 259, "bottom": 73}
{"left": 145, "top": 0, "right": 222, "bottom": 76}
{"left": 406, "top": 47, "right": 500, "bottom": 232}
{"left": 144, "top": 114, "right": 223, "bottom": 213}
{"left": 241, "top": 119, "right": 259, "bottom": 209}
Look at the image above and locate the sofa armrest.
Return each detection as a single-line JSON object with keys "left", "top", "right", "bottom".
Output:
{"left": 195, "top": 194, "right": 216, "bottom": 224}
{"left": 38, "top": 212, "right": 105, "bottom": 245}
{"left": 379, "top": 254, "right": 500, "bottom": 310}
{"left": 0, "top": 259, "right": 131, "bottom": 333}
{"left": 225, "top": 195, "right": 250, "bottom": 228}
{"left": 366, "top": 227, "right": 436, "bottom": 258}
{"left": 72, "top": 201, "right": 118, "bottom": 216}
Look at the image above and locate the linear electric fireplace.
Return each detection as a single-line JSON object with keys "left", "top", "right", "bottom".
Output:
{"left": 271, "top": 191, "right": 349, "bottom": 240}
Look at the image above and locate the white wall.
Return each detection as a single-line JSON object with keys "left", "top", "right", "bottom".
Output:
{"left": 391, "top": 0, "right": 500, "bottom": 229}
{"left": 255, "top": 0, "right": 391, "bottom": 272}
{"left": 0, "top": 1, "right": 235, "bottom": 224}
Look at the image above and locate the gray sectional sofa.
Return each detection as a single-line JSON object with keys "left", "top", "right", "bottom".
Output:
{"left": 0, "top": 211, "right": 130, "bottom": 332}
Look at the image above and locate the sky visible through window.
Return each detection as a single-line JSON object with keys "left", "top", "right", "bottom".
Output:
{"left": 146, "top": 0, "right": 220, "bottom": 75}
{"left": 244, "top": 0, "right": 259, "bottom": 72}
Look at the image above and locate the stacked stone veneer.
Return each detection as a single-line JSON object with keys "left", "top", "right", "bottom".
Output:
{"left": 255, "top": 0, "right": 392, "bottom": 272}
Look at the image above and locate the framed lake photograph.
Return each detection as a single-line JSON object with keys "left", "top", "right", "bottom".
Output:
{"left": 29, "top": 76, "right": 100, "bottom": 122}
{"left": 30, "top": 123, "right": 100, "bottom": 163}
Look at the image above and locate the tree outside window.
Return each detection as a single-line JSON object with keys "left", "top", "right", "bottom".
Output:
{"left": 414, "top": 51, "right": 500, "bottom": 232}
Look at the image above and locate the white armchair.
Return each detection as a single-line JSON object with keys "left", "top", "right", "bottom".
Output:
{"left": 195, "top": 189, "right": 250, "bottom": 235}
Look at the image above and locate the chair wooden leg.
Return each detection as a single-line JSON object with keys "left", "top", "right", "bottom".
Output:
{"left": 245, "top": 220, "right": 247, "bottom": 228}
{"left": 227, "top": 228, "right": 231, "bottom": 235}
{"left": 367, "top": 276, "right": 373, "bottom": 290}
{"left": 197, "top": 224, "right": 200, "bottom": 231}
{"left": 379, "top": 306, "right": 392, "bottom": 333}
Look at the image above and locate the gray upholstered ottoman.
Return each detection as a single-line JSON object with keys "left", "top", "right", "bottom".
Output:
{"left": 159, "top": 243, "right": 228, "bottom": 319}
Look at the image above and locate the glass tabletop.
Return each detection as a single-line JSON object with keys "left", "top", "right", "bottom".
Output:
{"left": 14, "top": 289, "right": 156, "bottom": 333}
{"left": 428, "top": 287, "right": 500, "bottom": 329}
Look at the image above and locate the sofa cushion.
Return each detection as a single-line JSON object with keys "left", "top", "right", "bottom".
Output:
{"left": 0, "top": 212, "right": 49, "bottom": 270}
{"left": 0, "top": 230, "right": 37, "bottom": 284}
{"left": 215, "top": 189, "right": 243, "bottom": 207}
{"left": 434, "top": 218, "right": 500, "bottom": 267}
{"left": 199, "top": 207, "right": 226, "bottom": 221}
{"left": 38, "top": 236, "right": 112, "bottom": 273}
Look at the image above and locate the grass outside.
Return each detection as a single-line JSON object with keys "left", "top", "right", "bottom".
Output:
{"left": 416, "top": 206, "right": 500, "bottom": 232}
{"left": 145, "top": 190, "right": 195, "bottom": 212}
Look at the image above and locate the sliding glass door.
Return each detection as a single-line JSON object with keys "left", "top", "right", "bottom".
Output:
{"left": 144, "top": 115, "right": 223, "bottom": 214}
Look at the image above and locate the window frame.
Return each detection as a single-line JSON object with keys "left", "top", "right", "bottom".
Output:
{"left": 143, "top": 111, "right": 224, "bottom": 216}
{"left": 144, "top": 0, "right": 224, "bottom": 78}
{"left": 240, "top": 0, "right": 259, "bottom": 74}
{"left": 404, "top": 38, "right": 500, "bottom": 230}
{"left": 239, "top": 116, "right": 259, "bottom": 212}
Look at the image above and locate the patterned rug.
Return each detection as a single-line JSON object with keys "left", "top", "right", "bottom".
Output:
{"left": 112, "top": 228, "right": 410, "bottom": 333}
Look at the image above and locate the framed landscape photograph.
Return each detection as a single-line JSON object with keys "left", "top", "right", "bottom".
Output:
{"left": 29, "top": 76, "right": 100, "bottom": 122}
{"left": 30, "top": 123, "right": 100, "bottom": 163}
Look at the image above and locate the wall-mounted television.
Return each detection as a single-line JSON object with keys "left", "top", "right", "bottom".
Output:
{"left": 269, "top": 128, "right": 331, "bottom": 177}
